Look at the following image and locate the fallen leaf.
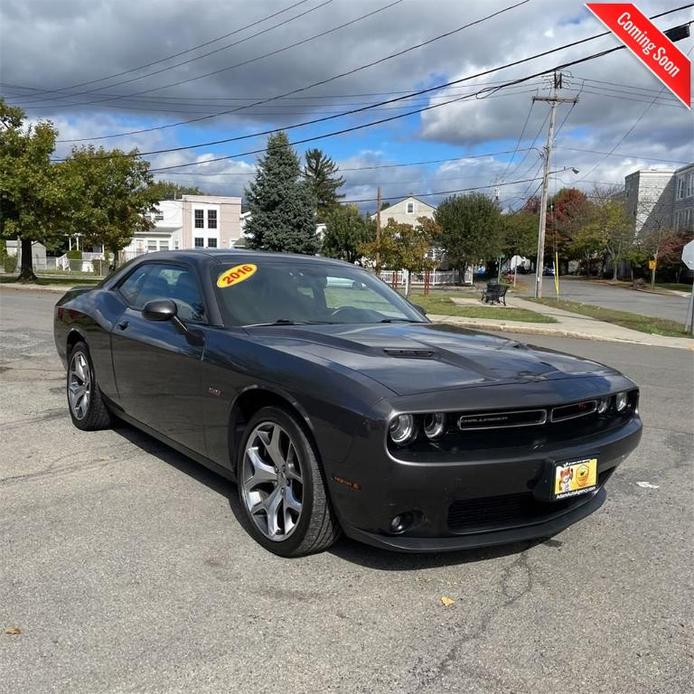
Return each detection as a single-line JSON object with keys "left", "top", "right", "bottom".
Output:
{"left": 636, "top": 481, "right": 659, "bottom": 489}
{"left": 4, "top": 626, "right": 21, "bottom": 635}
{"left": 440, "top": 596, "right": 456, "bottom": 607}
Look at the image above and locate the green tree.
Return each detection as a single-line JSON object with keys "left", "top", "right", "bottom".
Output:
{"left": 62, "top": 145, "right": 160, "bottom": 264}
{"left": 151, "top": 180, "right": 204, "bottom": 199}
{"left": 303, "top": 148, "right": 344, "bottom": 221}
{"left": 502, "top": 211, "right": 538, "bottom": 261}
{"left": 245, "top": 132, "right": 319, "bottom": 254}
{"left": 580, "top": 190, "right": 633, "bottom": 279}
{"left": 322, "top": 204, "right": 374, "bottom": 263}
{"left": 359, "top": 217, "right": 438, "bottom": 297}
{"left": 434, "top": 193, "right": 502, "bottom": 281}
{"left": 547, "top": 188, "right": 590, "bottom": 262}
{"left": 0, "top": 99, "right": 67, "bottom": 281}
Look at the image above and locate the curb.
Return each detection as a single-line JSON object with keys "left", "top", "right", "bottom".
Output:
{"left": 428, "top": 315, "right": 694, "bottom": 351}
{"left": 0, "top": 283, "right": 89, "bottom": 294}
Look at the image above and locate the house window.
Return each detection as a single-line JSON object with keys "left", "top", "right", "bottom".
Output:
{"left": 687, "top": 173, "right": 694, "bottom": 198}
{"left": 159, "top": 241, "right": 169, "bottom": 251}
{"left": 194, "top": 237, "right": 204, "bottom": 248}
{"left": 207, "top": 238, "right": 218, "bottom": 248}
{"left": 677, "top": 177, "right": 686, "bottom": 200}
{"left": 147, "top": 239, "right": 157, "bottom": 252}
{"left": 154, "top": 211, "right": 164, "bottom": 221}
{"left": 406, "top": 201, "right": 414, "bottom": 214}
{"left": 207, "top": 209, "right": 217, "bottom": 229}
{"left": 194, "top": 209, "right": 205, "bottom": 228}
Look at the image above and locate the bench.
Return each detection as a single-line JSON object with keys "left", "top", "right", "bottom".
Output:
{"left": 481, "top": 282, "right": 508, "bottom": 306}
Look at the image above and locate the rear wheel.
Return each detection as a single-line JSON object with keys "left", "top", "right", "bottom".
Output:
{"left": 237, "top": 406, "right": 340, "bottom": 557}
{"left": 67, "top": 341, "right": 112, "bottom": 431}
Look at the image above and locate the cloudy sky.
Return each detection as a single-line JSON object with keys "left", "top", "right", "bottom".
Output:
{"left": 1, "top": 0, "right": 692, "bottom": 210}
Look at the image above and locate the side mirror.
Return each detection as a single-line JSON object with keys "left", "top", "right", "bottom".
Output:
{"left": 412, "top": 303, "right": 427, "bottom": 316}
{"left": 142, "top": 299, "right": 178, "bottom": 322}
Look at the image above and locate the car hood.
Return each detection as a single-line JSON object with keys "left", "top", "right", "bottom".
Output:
{"left": 248, "top": 322, "right": 618, "bottom": 396}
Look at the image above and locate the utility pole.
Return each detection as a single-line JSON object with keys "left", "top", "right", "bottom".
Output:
{"left": 533, "top": 72, "right": 578, "bottom": 299}
{"left": 375, "top": 186, "right": 382, "bottom": 274}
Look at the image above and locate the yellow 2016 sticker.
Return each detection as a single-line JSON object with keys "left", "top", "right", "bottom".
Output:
{"left": 217, "top": 263, "right": 257, "bottom": 288}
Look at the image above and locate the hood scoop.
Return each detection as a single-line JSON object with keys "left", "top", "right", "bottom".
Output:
{"left": 383, "top": 348, "right": 435, "bottom": 359}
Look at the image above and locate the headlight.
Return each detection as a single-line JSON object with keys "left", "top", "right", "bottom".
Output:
{"left": 597, "top": 398, "right": 609, "bottom": 414}
{"left": 423, "top": 412, "right": 446, "bottom": 439}
{"left": 389, "top": 414, "right": 416, "bottom": 445}
{"left": 615, "top": 391, "right": 628, "bottom": 412}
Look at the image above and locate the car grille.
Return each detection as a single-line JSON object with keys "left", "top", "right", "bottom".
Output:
{"left": 447, "top": 470, "right": 613, "bottom": 533}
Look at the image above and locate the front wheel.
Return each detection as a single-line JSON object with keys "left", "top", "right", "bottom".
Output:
{"left": 237, "top": 406, "right": 340, "bottom": 557}
{"left": 66, "top": 341, "right": 112, "bottom": 431}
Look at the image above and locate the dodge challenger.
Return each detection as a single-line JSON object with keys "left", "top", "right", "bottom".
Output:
{"left": 54, "top": 250, "right": 642, "bottom": 557}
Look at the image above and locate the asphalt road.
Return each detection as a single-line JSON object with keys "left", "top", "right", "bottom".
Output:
{"left": 1, "top": 289, "right": 692, "bottom": 694}
{"left": 540, "top": 277, "right": 691, "bottom": 324}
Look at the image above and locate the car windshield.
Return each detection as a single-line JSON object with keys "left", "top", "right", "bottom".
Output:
{"left": 213, "top": 260, "right": 426, "bottom": 327}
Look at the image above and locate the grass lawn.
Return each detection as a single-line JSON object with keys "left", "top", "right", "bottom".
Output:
{"left": 409, "top": 292, "right": 557, "bottom": 323}
{"left": 0, "top": 275, "right": 100, "bottom": 286}
{"left": 531, "top": 297, "right": 691, "bottom": 338}
{"left": 655, "top": 283, "right": 693, "bottom": 293}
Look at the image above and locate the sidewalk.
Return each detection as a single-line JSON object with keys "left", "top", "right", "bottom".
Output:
{"left": 429, "top": 295, "right": 693, "bottom": 351}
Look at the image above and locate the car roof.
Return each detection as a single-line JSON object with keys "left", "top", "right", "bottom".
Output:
{"left": 132, "top": 249, "right": 357, "bottom": 268}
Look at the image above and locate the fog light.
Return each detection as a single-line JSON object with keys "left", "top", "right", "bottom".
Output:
{"left": 615, "top": 391, "right": 628, "bottom": 412}
{"left": 389, "top": 414, "right": 416, "bottom": 445}
{"left": 423, "top": 412, "right": 446, "bottom": 439}
{"left": 390, "top": 512, "right": 414, "bottom": 534}
{"left": 597, "top": 398, "right": 609, "bottom": 414}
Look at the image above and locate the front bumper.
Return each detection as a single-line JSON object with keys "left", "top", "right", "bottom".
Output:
{"left": 327, "top": 415, "right": 641, "bottom": 553}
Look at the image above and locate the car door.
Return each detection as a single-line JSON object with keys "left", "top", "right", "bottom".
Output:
{"left": 110, "top": 261, "right": 208, "bottom": 455}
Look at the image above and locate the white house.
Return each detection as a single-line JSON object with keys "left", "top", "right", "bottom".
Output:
{"left": 122, "top": 194, "right": 243, "bottom": 260}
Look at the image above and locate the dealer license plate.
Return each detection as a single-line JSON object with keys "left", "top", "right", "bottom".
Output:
{"left": 554, "top": 458, "right": 598, "bottom": 500}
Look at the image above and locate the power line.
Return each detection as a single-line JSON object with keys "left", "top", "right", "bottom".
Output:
{"left": 578, "top": 44, "right": 693, "bottom": 181}
{"left": 7, "top": 0, "right": 317, "bottom": 100}
{"left": 26, "top": 0, "right": 404, "bottom": 112}
{"left": 54, "top": 0, "right": 530, "bottom": 142}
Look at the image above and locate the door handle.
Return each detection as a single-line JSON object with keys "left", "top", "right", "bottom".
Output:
{"left": 117, "top": 320, "right": 129, "bottom": 330}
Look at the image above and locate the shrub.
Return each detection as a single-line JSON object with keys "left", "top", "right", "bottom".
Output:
{"left": 66, "top": 249, "right": 83, "bottom": 260}
{"left": 3, "top": 254, "right": 18, "bottom": 273}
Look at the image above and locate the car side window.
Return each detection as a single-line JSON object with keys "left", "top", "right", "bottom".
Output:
{"left": 118, "top": 263, "right": 206, "bottom": 322}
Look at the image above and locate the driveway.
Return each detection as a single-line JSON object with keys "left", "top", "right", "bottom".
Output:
{"left": 1, "top": 289, "right": 692, "bottom": 694}
{"left": 539, "top": 277, "right": 690, "bottom": 323}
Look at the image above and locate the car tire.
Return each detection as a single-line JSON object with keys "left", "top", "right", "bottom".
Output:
{"left": 66, "top": 341, "right": 112, "bottom": 431}
{"left": 237, "top": 406, "right": 341, "bottom": 557}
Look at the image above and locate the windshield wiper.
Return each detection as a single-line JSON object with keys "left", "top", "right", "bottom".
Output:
{"left": 244, "top": 319, "right": 336, "bottom": 327}
{"left": 380, "top": 318, "right": 423, "bottom": 323}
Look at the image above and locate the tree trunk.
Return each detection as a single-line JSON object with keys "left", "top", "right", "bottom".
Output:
{"left": 404, "top": 269, "right": 411, "bottom": 298}
{"left": 612, "top": 255, "right": 618, "bottom": 281}
{"left": 18, "top": 237, "right": 37, "bottom": 282}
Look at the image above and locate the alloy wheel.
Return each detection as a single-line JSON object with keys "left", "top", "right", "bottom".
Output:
{"left": 241, "top": 422, "right": 304, "bottom": 542}
{"left": 68, "top": 352, "right": 91, "bottom": 420}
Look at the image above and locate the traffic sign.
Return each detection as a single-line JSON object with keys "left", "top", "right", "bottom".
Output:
{"left": 682, "top": 239, "right": 694, "bottom": 270}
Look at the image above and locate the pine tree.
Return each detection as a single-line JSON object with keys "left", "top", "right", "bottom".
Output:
{"left": 303, "top": 148, "right": 344, "bottom": 222}
{"left": 245, "top": 132, "right": 319, "bottom": 254}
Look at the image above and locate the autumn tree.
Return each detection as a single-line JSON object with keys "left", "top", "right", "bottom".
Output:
{"left": 62, "top": 145, "right": 160, "bottom": 264}
{"left": 547, "top": 188, "right": 590, "bottom": 263}
{"left": 303, "top": 148, "right": 344, "bottom": 222}
{"left": 434, "top": 193, "right": 502, "bottom": 282}
{"left": 245, "top": 132, "right": 319, "bottom": 254}
{"left": 322, "top": 204, "right": 374, "bottom": 264}
{"left": 359, "top": 217, "right": 439, "bottom": 297}
{"left": 0, "top": 99, "right": 67, "bottom": 281}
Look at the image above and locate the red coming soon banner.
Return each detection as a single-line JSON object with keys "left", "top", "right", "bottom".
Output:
{"left": 586, "top": 3, "right": 691, "bottom": 109}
